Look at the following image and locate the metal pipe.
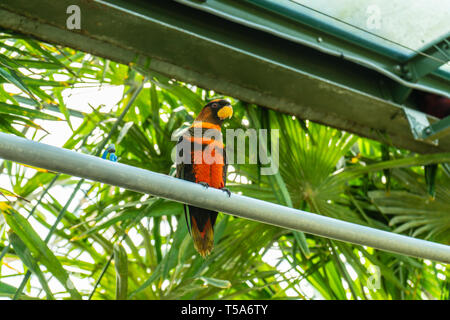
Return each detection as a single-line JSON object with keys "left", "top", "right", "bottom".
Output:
{"left": 1, "top": 132, "right": 449, "bottom": 263}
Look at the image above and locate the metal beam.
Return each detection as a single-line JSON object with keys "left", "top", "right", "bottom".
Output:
{"left": 0, "top": 132, "right": 449, "bottom": 264}
{"left": 392, "top": 36, "right": 450, "bottom": 103}
{"left": 407, "top": 37, "right": 450, "bottom": 81}
{"left": 0, "top": 0, "right": 449, "bottom": 154}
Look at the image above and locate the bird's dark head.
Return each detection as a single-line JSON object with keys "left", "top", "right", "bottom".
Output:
{"left": 195, "top": 99, "right": 233, "bottom": 125}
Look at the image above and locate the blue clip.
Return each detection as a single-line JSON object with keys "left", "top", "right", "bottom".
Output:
{"left": 102, "top": 144, "right": 118, "bottom": 162}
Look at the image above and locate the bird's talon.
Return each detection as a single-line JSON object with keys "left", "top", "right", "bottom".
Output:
{"left": 221, "top": 188, "right": 231, "bottom": 197}
{"left": 199, "top": 182, "right": 210, "bottom": 189}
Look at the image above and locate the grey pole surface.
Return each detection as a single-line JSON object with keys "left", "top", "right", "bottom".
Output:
{"left": 1, "top": 132, "right": 449, "bottom": 264}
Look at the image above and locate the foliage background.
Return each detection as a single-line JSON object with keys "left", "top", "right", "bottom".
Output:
{"left": 0, "top": 30, "right": 449, "bottom": 300}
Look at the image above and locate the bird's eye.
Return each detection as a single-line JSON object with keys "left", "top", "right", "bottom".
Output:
{"left": 212, "top": 103, "right": 218, "bottom": 108}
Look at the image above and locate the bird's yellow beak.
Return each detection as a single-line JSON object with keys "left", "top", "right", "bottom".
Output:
{"left": 217, "top": 105, "right": 233, "bottom": 120}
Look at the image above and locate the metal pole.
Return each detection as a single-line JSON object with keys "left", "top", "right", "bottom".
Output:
{"left": 1, "top": 132, "right": 449, "bottom": 264}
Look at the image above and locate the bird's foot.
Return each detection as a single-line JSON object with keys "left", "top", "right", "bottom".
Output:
{"left": 198, "top": 182, "right": 210, "bottom": 189}
{"left": 220, "top": 187, "right": 231, "bottom": 197}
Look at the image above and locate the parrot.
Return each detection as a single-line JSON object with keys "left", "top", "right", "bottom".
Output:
{"left": 176, "top": 99, "right": 233, "bottom": 257}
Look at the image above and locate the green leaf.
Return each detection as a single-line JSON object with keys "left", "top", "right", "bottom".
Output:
{"left": 0, "top": 281, "right": 39, "bottom": 300}
{"left": 0, "top": 117, "right": 26, "bottom": 137}
{"left": 54, "top": 89, "right": 72, "bottom": 130}
{"left": 196, "top": 277, "right": 231, "bottom": 289}
{"left": 425, "top": 164, "right": 438, "bottom": 199}
{"left": 1, "top": 114, "right": 49, "bottom": 133}
{"left": 0, "top": 281, "right": 18, "bottom": 295}
{"left": 12, "top": 59, "right": 62, "bottom": 70}
{"left": 0, "top": 102, "right": 61, "bottom": 121}
{"left": 150, "top": 75, "right": 204, "bottom": 112}
{"left": 8, "top": 231, "right": 55, "bottom": 300}
{"left": 0, "top": 66, "right": 38, "bottom": 102}
{"left": 128, "top": 264, "right": 162, "bottom": 299}
{"left": 332, "top": 153, "right": 450, "bottom": 186}
{"left": 2, "top": 209, "right": 82, "bottom": 299}
{"left": 24, "top": 40, "right": 76, "bottom": 76}
{"left": 0, "top": 187, "right": 28, "bottom": 202}
{"left": 293, "top": 231, "right": 310, "bottom": 258}
{"left": 114, "top": 243, "right": 128, "bottom": 300}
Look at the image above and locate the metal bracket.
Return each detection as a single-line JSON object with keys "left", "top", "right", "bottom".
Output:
{"left": 421, "top": 115, "right": 450, "bottom": 141}
{"left": 392, "top": 36, "right": 449, "bottom": 103}
{"left": 396, "top": 37, "right": 450, "bottom": 83}
{"left": 403, "top": 108, "right": 438, "bottom": 145}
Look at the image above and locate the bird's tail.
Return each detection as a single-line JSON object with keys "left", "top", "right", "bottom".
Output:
{"left": 191, "top": 216, "right": 214, "bottom": 258}
{"left": 185, "top": 205, "right": 218, "bottom": 257}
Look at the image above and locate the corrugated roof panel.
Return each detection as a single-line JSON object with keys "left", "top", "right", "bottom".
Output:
{"left": 291, "top": 0, "right": 450, "bottom": 55}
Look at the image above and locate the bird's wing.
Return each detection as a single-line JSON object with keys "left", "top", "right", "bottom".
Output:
{"left": 175, "top": 135, "right": 185, "bottom": 179}
{"left": 222, "top": 146, "right": 227, "bottom": 187}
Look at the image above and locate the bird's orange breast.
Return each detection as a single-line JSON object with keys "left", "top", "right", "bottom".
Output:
{"left": 189, "top": 137, "right": 225, "bottom": 189}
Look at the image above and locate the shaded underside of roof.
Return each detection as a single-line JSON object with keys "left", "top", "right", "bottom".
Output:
{"left": 0, "top": 0, "right": 449, "bottom": 153}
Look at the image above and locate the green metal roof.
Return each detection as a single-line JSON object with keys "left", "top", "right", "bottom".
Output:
{"left": 0, "top": 0, "right": 449, "bottom": 153}
{"left": 176, "top": 0, "right": 450, "bottom": 99}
